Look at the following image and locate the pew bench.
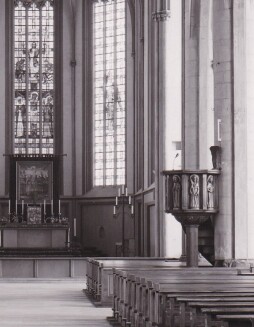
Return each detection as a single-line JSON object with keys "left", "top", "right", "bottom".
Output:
{"left": 216, "top": 314, "right": 254, "bottom": 327}
{"left": 112, "top": 268, "right": 244, "bottom": 325}
{"left": 112, "top": 268, "right": 254, "bottom": 327}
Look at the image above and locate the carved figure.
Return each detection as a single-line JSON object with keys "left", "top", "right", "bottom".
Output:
{"left": 172, "top": 175, "right": 181, "bottom": 209}
{"left": 190, "top": 174, "right": 199, "bottom": 209}
{"left": 207, "top": 175, "right": 215, "bottom": 209}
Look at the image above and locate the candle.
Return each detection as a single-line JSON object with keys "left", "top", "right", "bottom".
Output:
{"left": 116, "top": 197, "right": 118, "bottom": 206}
{"left": 121, "top": 185, "right": 125, "bottom": 195}
{"left": 8, "top": 200, "right": 10, "bottom": 214}
{"left": 22, "top": 200, "right": 24, "bottom": 214}
{"left": 131, "top": 205, "right": 134, "bottom": 215}
{"left": 44, "top": 199, "right": 46, "bottom": 215}
{"left": 58, "top": 199, "right": 61, "bottom": 214}
{"left": 129, "top": 196, "right": 131, "bottom": 205}
{"left": 125, "top": 187, "right": 128, "bottom": 196}
{"left": 15, "top": 200, "right": 17, "bottom": 214}
{"left": 118, "top": 188, "right": 121, "bottom": 197}
{"left": 67, "top": 228, "right": 70, "bottom": 247}
{"left": 51, "top": 199, "right": 53, "bottom": 215}
{"left": 74, "top": 218, "right": 77, "bottom": 237}
{"left": 113, "top": 206, "right": 116, "bottom": 215}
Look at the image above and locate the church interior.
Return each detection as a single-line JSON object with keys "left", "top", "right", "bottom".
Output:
{"left": 1, "top": 0, "right": 254, "bottom": 326}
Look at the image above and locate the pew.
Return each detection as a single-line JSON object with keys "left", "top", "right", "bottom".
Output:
{"left": 87, "top": 258, "right": 254, "bottom": 327}
{"left": 216, "top": 315, "right": 254, "bottom": 327}
{"left": 86, "top": 258, "right": 188, "bottom": 305}
{"left": 112, "top": 268, "right": 254, "bottom": 327}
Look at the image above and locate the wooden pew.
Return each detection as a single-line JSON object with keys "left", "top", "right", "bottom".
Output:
{"left": 216, "top": 315, "right": 254, "bottom": 327}
{"left": 86, "top": 258, "right": 186, "bottom": 305}
{"left": 112, "top": 267, "right": 241, "bottom": 325}
{"left": 112, "top": 267, "right": 254, "bottom": 327}
{"left": 153, "top": 282, "right": 254, "bottom": 327}
{"left": 123, "top": 275, "right": 254, "bottom": 326}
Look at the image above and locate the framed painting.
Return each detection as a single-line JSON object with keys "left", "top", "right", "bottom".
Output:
{"left": 16, "top": 161, "right": 53, "bottom": 203}
{"left": 27, "top": 205, "right": 42, "bottom": 224}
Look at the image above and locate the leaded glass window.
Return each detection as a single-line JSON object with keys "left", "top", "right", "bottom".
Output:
{"left": 93, "top": 0, "right": 126, "bottom": 186}
{"left": 14, "top": 0, "right": 54, "bottom": 154}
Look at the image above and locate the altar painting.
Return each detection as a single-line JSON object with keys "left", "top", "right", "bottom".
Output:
{"left": 17, "top": 161, "right": 53, "bottom": 202}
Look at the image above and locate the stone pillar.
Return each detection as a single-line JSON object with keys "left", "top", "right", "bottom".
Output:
{"left": 212, "top": 0, "right": 234, "bottom": 264}
{"left": 152, "top": 1, "right": 170, "bottom": 257}
{"left": 213, "top": 0, "right": 254, "bottom": 265}
{"left": 153, "top": 0, "right": 182, "bottom": 258}
{"left": 186, "top": 225, "right": 199, "bottom": 267}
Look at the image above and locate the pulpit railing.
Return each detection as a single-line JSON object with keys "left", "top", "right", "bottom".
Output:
{"left": 163, "top": 169, "right": 220, "bottom": 267}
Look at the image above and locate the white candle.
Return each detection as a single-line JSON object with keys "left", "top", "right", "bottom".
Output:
{"left": 125, "top": 187, "right": 128, "bottom": 196}
{"left": 51, "top": 199, "right": 53, "bottom": 215}
{"left": 129, "top": 196, "right": 131, "bottom": 205}
{"left": 121, "top": 185, "right": 125, "bottom": 195}
{"left": 22, "top": 200, "right": 24, "bottom": 214}
{"left": 131, "top": 205, "right": 134, "bottom": 215}
{"left": 58, "top": 199, "right": 61, "bottom": 214}
{"left": 118, "top": 188, "right": 121, "bottom": 197}
{"left": 74, "top": 218, "right": 77, "bottom": 237}
{"left": 44, "top": 199, "right": 46, "bottom": 215}
{"left": 67, "top": 228, "right": 71, "bottom": 244}
{"left": 113, "top": 206, "right": 116, "bottom": 215}
{"left": 15, "top": 200, "right": 17, "bottom": 214}
{"left": 8, "top": 200, "right": 10, "bottom": 214}
{"left": 116, "top": 197, "right": 118, "bottom": 206}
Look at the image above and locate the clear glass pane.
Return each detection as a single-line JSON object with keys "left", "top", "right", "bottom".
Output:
{"left": 93, "top": 0, "right": 126, "bottom": 186}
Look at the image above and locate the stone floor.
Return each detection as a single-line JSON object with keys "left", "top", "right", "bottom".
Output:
{"left": 0, "top": 280, "right": 112, "bottom": 326}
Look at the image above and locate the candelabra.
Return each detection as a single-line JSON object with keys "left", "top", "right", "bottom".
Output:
{"left": 113, "top": 186, "right": 134, "bottom": 257}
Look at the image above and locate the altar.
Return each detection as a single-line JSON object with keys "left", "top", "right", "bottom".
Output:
{"left": 1, "top": 154, "right": 71, "bottom": 255}
{"left": 0, "top": 224, "right": 69, "bottom": 249}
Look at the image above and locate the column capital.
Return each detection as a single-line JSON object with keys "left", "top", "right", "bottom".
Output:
{"left": 152, "top": 10, "right": 170, "bottom": 22}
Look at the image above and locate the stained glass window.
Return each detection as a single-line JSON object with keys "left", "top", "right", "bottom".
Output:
{"left": 93, "top": 0, "right": 126, "bottom": 186}
{"left": 14, "top": 0, "right": 54, "bottom": 154}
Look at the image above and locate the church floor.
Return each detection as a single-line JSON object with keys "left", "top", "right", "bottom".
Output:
{"left": 0, "top": 280, "right": 112, "bottom": 326}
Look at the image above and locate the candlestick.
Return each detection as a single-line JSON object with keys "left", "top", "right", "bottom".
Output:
{"left": 51, "top": 199, "right": 53, "bottom": 215}
{"left": 116, "top": 197, "right": 118, "bottom": 206}
{"left": 67, "top": 228, "right": 70, "bottom": 248}
{"left": 74, "top": 218, "right": 77, "bottom": 237}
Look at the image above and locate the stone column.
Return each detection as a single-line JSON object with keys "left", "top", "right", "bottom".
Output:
{"left": 152, "top": 0, "right": 170, "bottom": 257}
{"left": 186, "top": 225, "right": 199, "bottom": 267}
{"left": 153, "top": 0, "right": 182, "bottom": 258}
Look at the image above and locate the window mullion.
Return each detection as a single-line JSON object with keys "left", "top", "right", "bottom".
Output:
{"left": 39, "top": 7, "right": 43, "bottom": 154}
{"left": 25, "top": 6, "right": 29, "bottom": 154}
{"left": 113, "top": 0, "right": 117, "bottom": 185}
{"left": 103, "top": 3, "right": 107, "bottom": 186}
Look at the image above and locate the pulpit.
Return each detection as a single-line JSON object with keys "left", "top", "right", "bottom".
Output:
{"left": 163, "top": 170, "right": 220, "bottom": 267}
